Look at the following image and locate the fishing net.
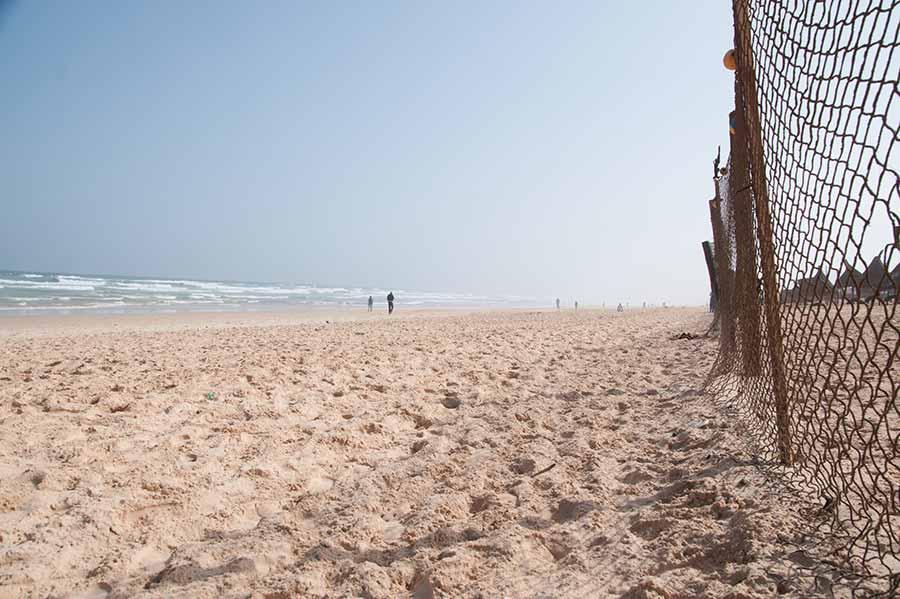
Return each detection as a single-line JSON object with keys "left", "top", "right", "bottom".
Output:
{"left": 706, "top": 0, "right": 898, "bottom": 593}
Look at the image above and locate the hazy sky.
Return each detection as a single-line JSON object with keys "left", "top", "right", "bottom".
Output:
{"left": 0, "top": 1, "right": 735, "bottom": 304}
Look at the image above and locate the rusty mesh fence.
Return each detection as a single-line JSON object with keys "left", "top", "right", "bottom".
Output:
{"left": 705, "top": 0, "right": 898, "bottom": 592}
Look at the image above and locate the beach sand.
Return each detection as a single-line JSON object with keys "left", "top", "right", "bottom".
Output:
{"left": 0, "top": 308, "right": 842, "bottom": 597}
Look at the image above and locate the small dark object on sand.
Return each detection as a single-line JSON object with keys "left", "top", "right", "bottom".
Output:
{"left": 672, "top": 332, "right": 700, "bottom": 340}
{"left": 441, "top": 396, "right": 461, "bottom": 409}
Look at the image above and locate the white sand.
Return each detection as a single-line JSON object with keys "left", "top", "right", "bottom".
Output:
{"left": 0, "top": 308, "right": 847, "bottom": 597}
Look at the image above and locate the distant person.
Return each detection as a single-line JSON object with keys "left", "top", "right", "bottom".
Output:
{"left": 617, "top": 302, "right": 624, "bottom": 312}
{"left": 387, "top": 291, "right": 395, "bottom": 315}
{"left": 575, "top": 301, "right": 578, "bottom": 310}
{"left": 367, "top": 295, "right": 373, "bottom": 312}
{"left": 556, "top": 298, "right": 560, "bottom": 310}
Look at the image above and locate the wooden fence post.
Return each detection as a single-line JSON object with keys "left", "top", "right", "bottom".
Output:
{"left": 733, "top": 0, "right": 793, "bottom": 465}
{"left": 709, "top": 195, "right": 735, "bottom": 353}
{"left": 729, "top": 107, "right": 763, "bottom": 377}
{"left": 703, "top": 240, "right": 718, "bottom": 313}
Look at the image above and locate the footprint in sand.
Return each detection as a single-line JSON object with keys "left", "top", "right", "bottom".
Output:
{"left": 552, "top": 499, "right": 596, "bottom": 523}
{"left": 510, "top": 457, "right": 536, "bottom": 475}
{"left": 619, "top": 469, "right": 654, "bottom": 485}
{"left": 127, "top": 545, "right": 171, "bottom": 576}
{"left": 70, "top": 583, "right": 113, "bottom": 599}
{"left": 628, "top": 516, "right": 674, "bottom": 541}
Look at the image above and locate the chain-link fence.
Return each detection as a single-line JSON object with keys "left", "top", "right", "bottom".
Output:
{"left": 705, "top": 0, "right": 898, "bottom": 593}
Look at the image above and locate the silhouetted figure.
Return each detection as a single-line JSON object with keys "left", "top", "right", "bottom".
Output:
{"left": 367, "top": 296, "right": 373, "bottom": 312}
{"left": 575, "top": 301, "right": 578, "bottom": 310}
{"left": 555, "top": 298, "right": 560, "bottom": 310}
{"left": 617, "top": 303, "right": 624, "bottom": 312}
{"left": 387, "top": 292, "right": 395, "bottom": 315}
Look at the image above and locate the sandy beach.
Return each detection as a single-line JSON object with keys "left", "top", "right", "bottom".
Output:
{"left": 0, "top": 308, "right": 846, "bottom": 598}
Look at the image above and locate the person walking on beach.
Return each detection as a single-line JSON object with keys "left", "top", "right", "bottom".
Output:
{"left": 556, "top": 298, "right": 560, "bottom": 310}
{"left": 387, "top": 291, "right": 395, "bottom": 315}
{"left": 575, "top": 301, "right": 578, "bottom": 310}
{"left": 367, "top": 295, "right": 373, "bottom": 312}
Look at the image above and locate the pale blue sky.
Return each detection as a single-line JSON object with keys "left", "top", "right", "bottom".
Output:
{"left": 1, "top": 1, "right": 735, "bottom": 304}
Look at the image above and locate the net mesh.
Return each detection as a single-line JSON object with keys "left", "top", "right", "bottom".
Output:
{"left": 706, "top": 0, "right": 899, "bottom": 592}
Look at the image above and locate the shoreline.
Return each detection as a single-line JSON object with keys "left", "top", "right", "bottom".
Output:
{"left": 0, "top": 306, "right": 542, "bottom": 337}
{"left": 0, "top": 305, "right": 491, "bottom": 337}
{"left": 0, "top": 305, "right": 696, "bottom": 338}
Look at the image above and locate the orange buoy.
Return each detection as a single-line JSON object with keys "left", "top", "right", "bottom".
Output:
{"left": 723, "top": 49, "right": 737, "bottom": 70}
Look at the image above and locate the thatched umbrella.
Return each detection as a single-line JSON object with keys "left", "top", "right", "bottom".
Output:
{"left": 859, "top": 254, "right": 892, "bottom": 299}
{"left": 836, "top": 261, "right": 865, "bottom": 300}
{"left": 781, "top": 270, "right": 833, "bottom": 303}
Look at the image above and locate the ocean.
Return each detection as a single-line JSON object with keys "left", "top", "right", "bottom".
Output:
{"left": 0, "top": 270, "right": 543, "bottom": 314}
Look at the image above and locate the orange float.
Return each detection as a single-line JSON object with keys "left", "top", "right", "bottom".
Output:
{"left": 723, "top": 49, "right": 737, "bottom": 70}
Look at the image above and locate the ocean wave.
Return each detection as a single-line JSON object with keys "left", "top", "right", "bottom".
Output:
{"left": 168, "top": 299, "right": 227, "bottom": 304}
{"left": 0, "top": 283, "right": 98, "bottom": 292}
{"left": 0, "top": 270, "right": 543, "bottom": 313}
{"left": 0, "top": 301, "right": 128, "bottom": 311}
{"left": 59, "top": 275, "right": 107, "bottom": 285}
{"left": 108, "top": 281, "right": 179, "bottom": 292}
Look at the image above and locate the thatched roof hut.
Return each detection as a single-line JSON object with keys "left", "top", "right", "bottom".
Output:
{"left": 836, "top": 254, "right": 897, "bottom": 300}
{"left": 859, "top": 254, "right": 893, "bottom": 299}
{"left": 781, "top": 270, "right": 833, "bottom": 303}
{"left": 836, "top": 263, "right": 865, "bottom": 289}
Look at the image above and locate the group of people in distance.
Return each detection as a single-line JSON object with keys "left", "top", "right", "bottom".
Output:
{"left": 367, "top": 292, "right": 395, "bottom": 314}
{"left": 370, "top": 294, "right": 643, "bottom": 315}
{"left": 555, "top": 298, "right": 579, "bottom": 310}
{"left": 554, "top": 299, "right": 637, "bottom": 312}
{"left": 371, "top": 294, "right": 643, "bottom": 315}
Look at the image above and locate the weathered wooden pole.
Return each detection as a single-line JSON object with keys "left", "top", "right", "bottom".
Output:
{"left": 728, "top": 108, "right": 763, "bottom": 376}
{"left": 703, "top": 241, "right": 719, "bottom": 313}
{"left": 733, "top": 0, "right": 793, "bottom": 465}
{"left": 710, "top": 148, "right": 736, "bottom": 351}
{"left": 709, "top": 195, "right": 735, "bottom": 352}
